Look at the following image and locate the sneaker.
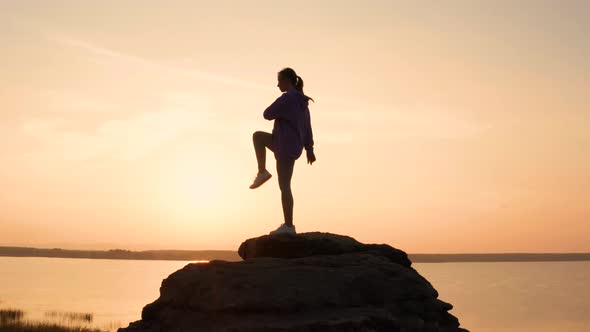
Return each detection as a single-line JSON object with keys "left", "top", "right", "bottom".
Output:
{"left": 269, "top": 223, "right": 296, "bottom": 235}
{"left": 249, "top": 170, "right": 272, "bottom": 189}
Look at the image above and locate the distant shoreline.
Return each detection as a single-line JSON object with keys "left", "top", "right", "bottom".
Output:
{"left": 1, "top": 246, "right": 590, "bottom": 263}
{"left": 409, "top": 253, "right": 590, "bottom": 263}
{"left": 0, "top": 246, "right": 241, "bottom": 262}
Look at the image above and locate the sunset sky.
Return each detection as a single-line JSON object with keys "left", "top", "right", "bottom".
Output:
{"left": 1, "top": 0, "right": 588, "bottom": 253}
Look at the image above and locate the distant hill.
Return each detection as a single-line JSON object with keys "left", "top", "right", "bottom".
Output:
{"left": 1, "top": 246, "right": 589, "bottom": 262}
{"left": 408, "top": 253, "right": 590, "bottom": 262}
{"left": 0, "top": 246, "right": 241, "bottom": 261}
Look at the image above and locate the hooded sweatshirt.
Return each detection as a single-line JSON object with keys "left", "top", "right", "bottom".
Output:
{"left": 263, "top": 89, "right": 314, "bottom": 161}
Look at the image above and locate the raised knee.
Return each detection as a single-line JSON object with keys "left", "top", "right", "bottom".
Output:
{"left": 253, "top": 131, "right": 264, "bottom": 141}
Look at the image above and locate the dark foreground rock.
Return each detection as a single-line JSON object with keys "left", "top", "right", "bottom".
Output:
{"left": 119, "top": 232, "right": 469, "bottom": 332}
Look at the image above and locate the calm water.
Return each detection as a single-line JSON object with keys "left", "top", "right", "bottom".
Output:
{"left": 1, "top": 257, "right": 589, "bottom": 331}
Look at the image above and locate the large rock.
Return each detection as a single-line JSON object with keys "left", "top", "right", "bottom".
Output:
{"left": 119, "top": 232, "right": 469, "bottom": 332}
{"left": 238, "top": 232, "right": 412, "bottom": 268}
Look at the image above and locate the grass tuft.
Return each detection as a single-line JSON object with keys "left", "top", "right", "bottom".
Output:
{"left": 45, "top": 311, "right": 93, "bottom": 323}
{"left": 0, "top": 308, "right": 25, "bottom": 323}
{"left": 0, "top": 308, "right": 106, "bottom": 332}
{"left": 0, "top": 320, "right": 104, "bottom": 332}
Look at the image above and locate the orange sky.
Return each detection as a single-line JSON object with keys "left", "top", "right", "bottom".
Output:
{"left": 1, "top": 1, "right": 588, "bottom": 253}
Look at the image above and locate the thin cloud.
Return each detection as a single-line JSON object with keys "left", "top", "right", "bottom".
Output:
{"left": 44, "top": 32, "right": 374, "bottom": 108}
{"left": 17, "top": 92, "right": 215, "bottom": 165}
{"left": 42, "top": 89, "right": 120, "bottom": 113}
{"left": 319, "top": 104, "right": 491, "bottom": 141}
{"left": 46, "top": 32, "right": 274, "bottom": 92}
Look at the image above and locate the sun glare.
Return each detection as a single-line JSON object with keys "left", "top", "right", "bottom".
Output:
{"left": 154, "top": 155, "right": 226, "bottom": 218}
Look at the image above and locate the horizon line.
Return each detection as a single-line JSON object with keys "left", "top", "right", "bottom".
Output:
{"left": 2, "top": 245, "right": 590, "bottom": 255}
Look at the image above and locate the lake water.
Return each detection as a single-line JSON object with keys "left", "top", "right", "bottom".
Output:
{"left": 1, "top": 257, "right": 589, "bottom": 331}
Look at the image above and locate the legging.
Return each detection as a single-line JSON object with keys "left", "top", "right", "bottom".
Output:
{"left": 252, "top": 131, "right": 295, "bottom": 226}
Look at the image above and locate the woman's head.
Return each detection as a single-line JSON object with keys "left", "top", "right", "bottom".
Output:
{"left": 277, "top": 67, "right": 314, "bottom": 102}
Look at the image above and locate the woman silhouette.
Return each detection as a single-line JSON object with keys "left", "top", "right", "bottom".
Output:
{"left": 249, "top": 67, "right": 316, "bottom": 235}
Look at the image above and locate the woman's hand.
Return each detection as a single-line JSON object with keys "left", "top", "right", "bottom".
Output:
{"left": 306, "top": 150, "right": 316, "bottom": 165}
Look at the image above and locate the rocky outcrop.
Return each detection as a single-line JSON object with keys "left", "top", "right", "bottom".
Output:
{"left": 238, "top": 232, "right": 412, "bottom": 268}
{"left": 119, "top": 232, "right": 469, "bottom": 332}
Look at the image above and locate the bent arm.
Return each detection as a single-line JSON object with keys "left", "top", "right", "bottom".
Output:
{"left": 263, "top": 94, "right": 287, "bottom": 120}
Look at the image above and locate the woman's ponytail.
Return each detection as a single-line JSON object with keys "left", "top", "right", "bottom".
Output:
{"left": 295, "top": 75, "right": 303, "bottom": 91}
{"left": 278, "top": 68, "right": 314, "bottom": 103}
